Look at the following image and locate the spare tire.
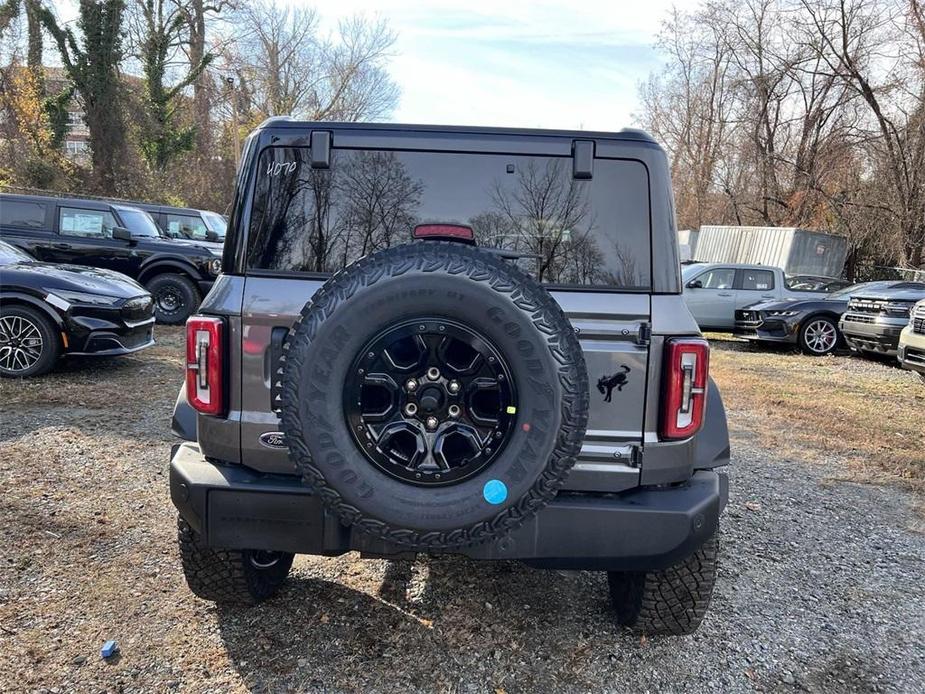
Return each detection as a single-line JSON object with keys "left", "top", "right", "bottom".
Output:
{"left": 280, "top": 241, "right": 588, "bottom": 550}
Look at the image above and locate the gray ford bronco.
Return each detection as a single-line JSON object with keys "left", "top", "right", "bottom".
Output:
{"left": 169, "top": 120, "right": 730, "bottom": 636}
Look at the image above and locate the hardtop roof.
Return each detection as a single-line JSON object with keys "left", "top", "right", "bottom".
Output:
{"left": 254, "top": 118, "right": 658, "bottom": 145}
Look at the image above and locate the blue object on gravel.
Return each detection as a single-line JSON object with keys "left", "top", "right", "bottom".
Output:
{"left": 101, "top": 640, "right": 119, "bottom": 659}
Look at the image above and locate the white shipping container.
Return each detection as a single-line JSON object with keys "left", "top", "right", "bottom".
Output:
{"left": 693, "top": 225, "right": 848, "bottom": 277}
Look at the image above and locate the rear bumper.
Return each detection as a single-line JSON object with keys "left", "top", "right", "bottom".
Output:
{"left": 169, "top": 442, "right": 727, "bottom": 571}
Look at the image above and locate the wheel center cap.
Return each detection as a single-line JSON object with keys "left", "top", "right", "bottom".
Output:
{"left": 418, "top": 386, "right": 444, "bottom": 412}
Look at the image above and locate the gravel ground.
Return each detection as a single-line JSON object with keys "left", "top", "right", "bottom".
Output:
{"left": 0, "top": 327, "right": 923, "bottom": 693}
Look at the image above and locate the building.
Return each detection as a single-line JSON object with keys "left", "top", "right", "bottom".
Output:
{"left": 45, "top": 67, "right": 90, "bottom": 163}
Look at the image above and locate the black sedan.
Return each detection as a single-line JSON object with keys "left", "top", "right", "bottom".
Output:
{"left": 734, "top": 281, "right": 910, "bottom": 356}
{"left": 0, "top": 240, "right": 155, "bottom": 377}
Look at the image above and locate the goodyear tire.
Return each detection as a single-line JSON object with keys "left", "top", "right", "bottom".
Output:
{"left": 280, "top": 242, "right": 589, "bottom": 551}
{"left": 608, "top": 531, "right": 719, "bottom": 636}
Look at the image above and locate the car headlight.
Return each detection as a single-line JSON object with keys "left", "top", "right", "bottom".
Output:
{"left": 45, "top": 289, "right": 121, "bottom": 307}
{"left": 207, "top": 258, "right": 222, "bottom": 276}
{"left": 766, "top": 310, "right": 798, "bottom": 317}
{"left": 883, "top": 301, "right": 913, "bottom": 317}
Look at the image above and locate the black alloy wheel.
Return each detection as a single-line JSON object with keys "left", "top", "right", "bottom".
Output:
{"left": 0, "top": 306, "right": 60, "bottom": 377}
{"left": 343, "top": 319, "right": 517, "bottom": 486}
{"left": 147, "top": 273, "right": 199, "bottom": 324}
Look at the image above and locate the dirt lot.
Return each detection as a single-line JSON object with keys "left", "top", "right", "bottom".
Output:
{"left": 1, "top": 327, "right": 923, "bottom": 693}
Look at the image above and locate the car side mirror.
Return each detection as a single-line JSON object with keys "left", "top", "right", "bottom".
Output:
{"left": 112, "top": 226, "right": 133, "bottom": 243}
{"left": 206, "top": 230, "right": 219, "bottom": 242}
{"left": 686, "top": 279, "right": 703, "bottom": 289}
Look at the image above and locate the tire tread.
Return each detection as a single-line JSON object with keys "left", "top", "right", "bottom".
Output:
{"left": 177, "top": 517, "right": 292, "bottom": 605}
{"left": 608, "top": 532, "right": 719, "bottom": 636}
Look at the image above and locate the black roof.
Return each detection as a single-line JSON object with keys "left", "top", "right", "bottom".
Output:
{"left": 254, "top": 118, "right": 658, "bottom": 144}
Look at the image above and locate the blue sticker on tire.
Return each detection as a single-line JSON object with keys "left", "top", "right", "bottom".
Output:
{"left": 483, "top": 479, "right": 507, "bottom": 505}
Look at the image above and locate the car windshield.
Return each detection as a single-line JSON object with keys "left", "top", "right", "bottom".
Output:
{"left": 201, "top": 211, "right": 226, "bottom": 238}
{"left": 116, "top": 207, "right": 161, "bottom": 237}
{"left": 0, "top": 240, "right": 34, "bottom": 264}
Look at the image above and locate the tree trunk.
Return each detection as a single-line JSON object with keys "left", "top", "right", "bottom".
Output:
{"left": 25, "top": 0, "right": 42, "bottom": 70}
{"left": 189, "top": 0, "right": 210, "bottom": 153}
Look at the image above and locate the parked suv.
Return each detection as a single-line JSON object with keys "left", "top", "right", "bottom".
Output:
{"left": 125, "top": 201, "right": 226, "bottom": 244}
{"left": 0, "top": 193, "right": 222, "bottom": 323}
{"left": 898, "top": 300, "right": 925, "bottom": 382}
{"left": 169, "top": 121, "right": 730, "bottom": 636}
{"left": 838, "top": 282, "right": 925, "bottom": 356}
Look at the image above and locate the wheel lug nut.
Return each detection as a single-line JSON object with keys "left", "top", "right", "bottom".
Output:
{"left": 448, "top": 380, "right": 460, "bottom": 393}
{"left": 426, "top": 416, "right": 438, "bottom": 430}
{"left": 448, "top": 405, "right": 461, "bottom": 418}
{"left": 404, "top": 403, "right": 418, "bottom": 416}
{"left": 405, "top": 378, "right": 418, "bottom": 391}
{"left": 426, "top": 367, "right": 440, "bottom": 381}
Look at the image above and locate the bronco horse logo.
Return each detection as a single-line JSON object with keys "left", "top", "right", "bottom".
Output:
{"left": 597, "top": 365, "right": 631, "bottom": 402}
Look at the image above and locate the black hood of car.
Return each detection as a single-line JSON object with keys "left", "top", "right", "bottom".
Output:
{"left": 849, "top": 287, "right": 925, "bottom": 302}
{"left": 1, "top": 260, "right": 148, "bottom": 299}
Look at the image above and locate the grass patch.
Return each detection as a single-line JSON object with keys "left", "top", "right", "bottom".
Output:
{"left": 708, "top": 333, "right": 925, "bottom": 490}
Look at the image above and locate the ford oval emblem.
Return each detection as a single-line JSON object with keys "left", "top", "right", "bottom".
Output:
{"left": 259, "top": 431, "right": 287, "bottom": 449}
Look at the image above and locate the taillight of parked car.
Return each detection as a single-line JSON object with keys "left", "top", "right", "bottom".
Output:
{"left": 186, "top": 316, "right": 224, "bottom": 416}
{"left": 660, "top": 338, "right": 709, "bottom": 440}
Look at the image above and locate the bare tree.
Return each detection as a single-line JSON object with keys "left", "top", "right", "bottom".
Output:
{"left": 230, "top": 2, "right": 398, "bottom": 121}
{"left": 798, "top": 0, "right": 925, "bottom": 267}
{"left": 176, "top": 0, "right": 231, "bottom": 153}
{"left": 481, "top": 159, "right": 595, "bottom": 283}
{"left": 334, "top": 151, "right": 423, "bottom": 261}
{"left": 638, "top": 0, "right": 922, "bottom": 270}
{"left": 638, "top": 4, "right": 735, "bottom": 230}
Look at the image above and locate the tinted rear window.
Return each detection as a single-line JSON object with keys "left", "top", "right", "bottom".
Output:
{"left": 1, "top": 200, "right": 46, "bottom": 228}
{"left": 246, "top": 147, "right": 651, "bottom": 289}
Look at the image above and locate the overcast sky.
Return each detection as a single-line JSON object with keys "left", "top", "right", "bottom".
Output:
{"left": 53, "top": 0, "right": 676, "bottom": 131}
{"left": 308, "top": 0, "right": 674, "bottom": 130}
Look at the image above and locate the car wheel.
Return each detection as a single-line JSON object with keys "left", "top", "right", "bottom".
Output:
{"left": 0, "top": 305, "right": 61, "bottom": 378}
{"left": 279, "top": 241, "right": 589, "bottom": 551}
{"left": 608, "top": 531, "right": 719, "bottom": 636}
{"left": 177, "top": 517, "right": 294, "bottom": 605}
{"left": 799, "top": 316, "right": 839, "bottom": 356}
{"left": 147, "top": 273, "right": 200, "bottom": 324}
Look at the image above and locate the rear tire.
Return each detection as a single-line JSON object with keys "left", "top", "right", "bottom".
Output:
{"left": 0, "top": 305, "right": 61, "bottom": 377}
{"left": 177, "top": 517, "right": 293, "bottom": 605}
{"left": 608, "top": 531, "right": 719, "bottom": 636}
{"left": 798, "top": 316, "right": 839, "bottom": 356}
{"left": 147, "top": 273, "right": 200, "bottom": 324}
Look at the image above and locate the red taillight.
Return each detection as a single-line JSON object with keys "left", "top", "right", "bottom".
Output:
{"left": 413, "top": 223, "right": 475, "bottom": 243}
{"left": 660, "top": 338, "right": 709, "bottom": 440}
{"left": 186, "top": 316, "right": 225, "bottom": 416}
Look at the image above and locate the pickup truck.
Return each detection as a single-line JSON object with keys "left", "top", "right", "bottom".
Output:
{"left": 681, "top": 263, "right": 843, "bottom": 331}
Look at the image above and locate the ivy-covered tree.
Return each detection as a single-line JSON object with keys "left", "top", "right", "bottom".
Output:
{"left": 39, "top": 0, "right": 126, "bottom": 191}
{"left": 0, "top": 1, "right": 70, "bottom": 149}
{"left": 133, "top": 0, "right": 212, "bottom": 170}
